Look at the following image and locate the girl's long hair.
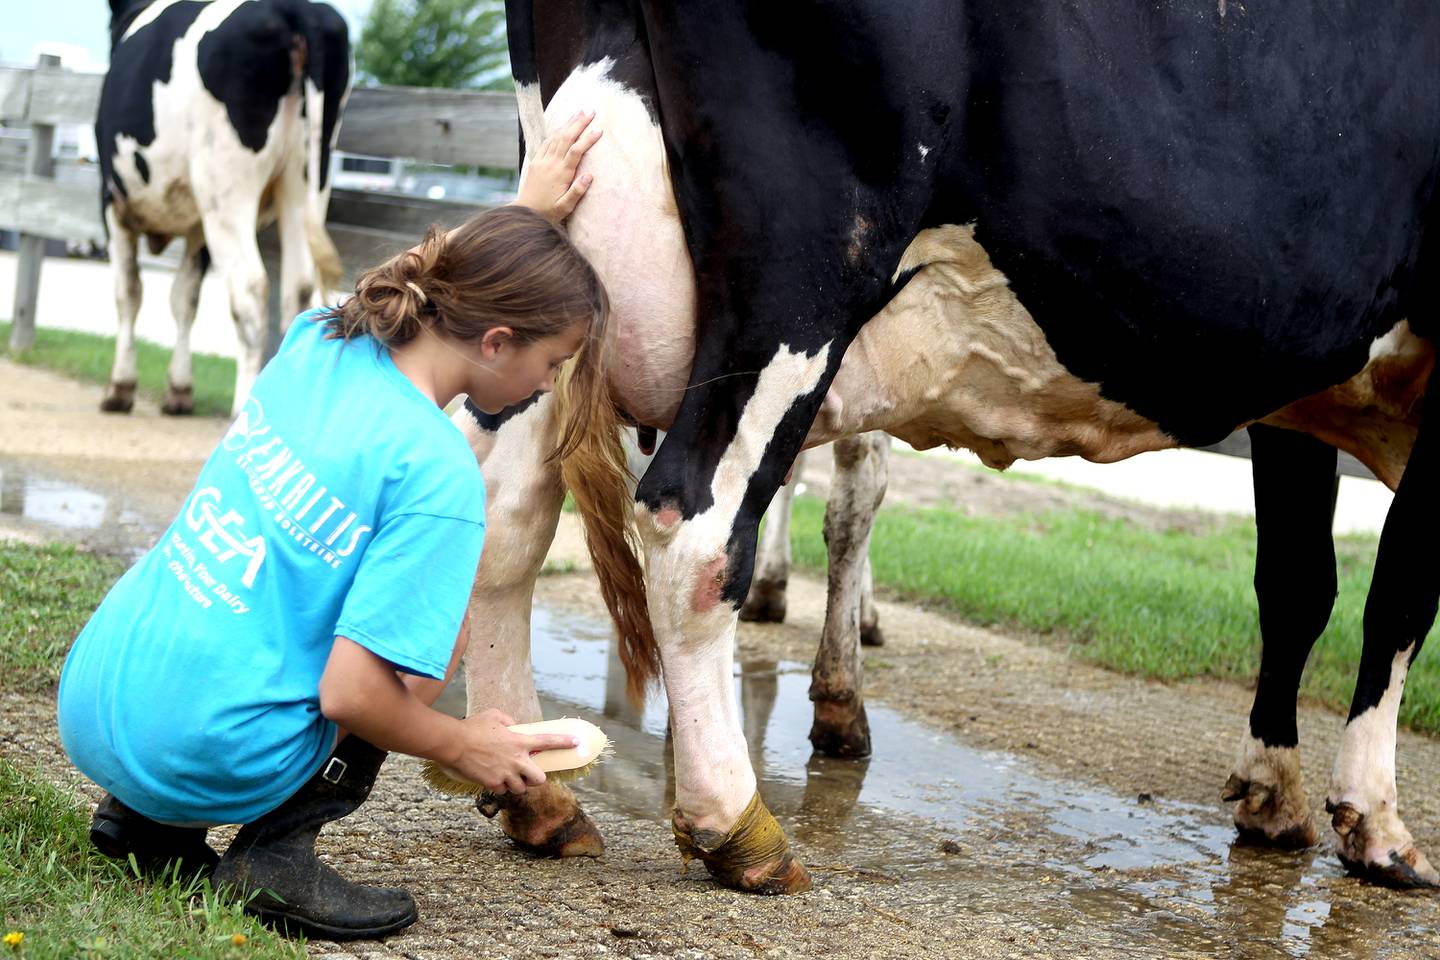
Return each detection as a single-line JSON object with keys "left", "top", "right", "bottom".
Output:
{"left": 320, "top": 204, "right": 659, "bottom": 700}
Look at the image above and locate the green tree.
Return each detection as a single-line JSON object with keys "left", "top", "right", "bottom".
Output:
{"left": 355, "top": 0, "right": 512, "bottom": 89}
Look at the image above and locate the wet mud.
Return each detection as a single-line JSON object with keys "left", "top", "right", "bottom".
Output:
{"left": 4, "top": 357, "right": 1440, "bottom": 958}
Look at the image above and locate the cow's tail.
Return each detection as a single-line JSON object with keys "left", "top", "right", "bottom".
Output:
{"left": 552, "top": 344, "right": 660, "bottom": 706}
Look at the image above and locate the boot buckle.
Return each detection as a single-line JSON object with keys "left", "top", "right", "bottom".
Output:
{"left": 321, "top": 757, "right": 348, "bottom": 784}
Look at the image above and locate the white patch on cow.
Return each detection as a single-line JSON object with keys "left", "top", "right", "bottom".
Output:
{"left": 917, "top": 143, "right": 931, "bottom": 160}
{"left": 454, "top": 396, "right": 564, "bottom": 721}
{"left": 637, "top": 342, "right": 832, "bottom": 828}
{"left": 1331, "top": 644, "right": 1413, "bottom": 822}
{"left": 810, "top": 224, "right": 1173, "bottom": 467}
{"left": 515, "top": 82, "right": 546, "bottom": 161}
{"left": 120, "top": 0, "right": 222, "bottom": 42}
{"left": 533, "top": 59, "right": 697, "bottom": 428}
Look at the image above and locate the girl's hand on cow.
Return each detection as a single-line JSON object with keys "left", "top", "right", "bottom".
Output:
{"left": 514, "top": 110, "right": 602, "bottom": 223}
{"left": 452, "top": 707, "right": 579, "bottom": 795}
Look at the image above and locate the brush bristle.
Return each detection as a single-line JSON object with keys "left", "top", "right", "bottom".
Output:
{"left": 421, "top": 760, "right": 491, "bottom": 797}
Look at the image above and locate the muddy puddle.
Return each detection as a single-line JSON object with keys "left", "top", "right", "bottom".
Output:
{"left": 0, "top": 455, "right": 174, "bottom": 560}
{"left": 434, "top": 604, "right": 1438, "bottom": 959}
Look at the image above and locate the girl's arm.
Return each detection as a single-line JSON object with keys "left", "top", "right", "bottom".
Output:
{"left": 318, "top": 636, "right": 576, "bottom": 795}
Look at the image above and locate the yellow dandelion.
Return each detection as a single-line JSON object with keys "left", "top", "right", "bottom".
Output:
{"left": 231, "top": 933, "right": 247, "bottom": 946}
{"left": 3, "top": 931, "right": 23, "bottom": 949}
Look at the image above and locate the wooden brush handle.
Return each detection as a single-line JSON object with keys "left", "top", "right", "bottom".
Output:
{"left": 510, "top": 717, "right": 610, "bottom": 774}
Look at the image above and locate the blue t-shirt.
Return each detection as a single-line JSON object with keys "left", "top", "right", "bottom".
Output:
{"left": 57, "top": 311, "right": 485, "bottom": 825}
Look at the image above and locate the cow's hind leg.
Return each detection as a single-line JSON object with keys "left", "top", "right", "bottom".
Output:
{"left": 101, "top": 207, "right": 143, "bottom": 413}
{"left": 1326, "top": 368, "right": 1440, "bottom": 888}
{"left": 161, "top": 232, "right": 209, "bottom": 415}
{"left": 274, "top": 160, "right": 317, "bottom": 336}
{"left": 197, "top": 198, "right": 268, "bottom": 416}
{"left": 810, "top": 431, "right": 889, "bottom": 759}
{"left": 454, "top": 397, "right": 604, "bottom": 859}
{"left": 1223, "top": 424, "right": 1337, "bottom": 849}
{"left": 740, "top": 450, "right": 804, "bottom": 623}
{"left": 857, "top": 435, "right": 890, "bottom": 648}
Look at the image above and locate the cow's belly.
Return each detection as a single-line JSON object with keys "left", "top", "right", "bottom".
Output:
{"left": 811, "top": 225, "right": 1175, "bottom": 467}
{"left": 526, "top": 61, "right": 697, "bottom": 428}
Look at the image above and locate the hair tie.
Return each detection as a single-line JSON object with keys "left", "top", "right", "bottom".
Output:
{"left": 405, "top": 280, "right": 428, "bottom": 305}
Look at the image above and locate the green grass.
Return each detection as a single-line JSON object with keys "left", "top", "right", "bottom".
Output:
{"left": 0, "top": 759, "right": 300, "bottom": 960}
{"left": 0, "top": 322, "right": 234, "bottom": 417}
{"left": 0, "top": 543, "right": 125, "bottom": 692}
{"left": 0, "top": 544, "right": 299, "bottom": 958}
{"left": 785, "top": 493, "right": 1440, "bottom": 734}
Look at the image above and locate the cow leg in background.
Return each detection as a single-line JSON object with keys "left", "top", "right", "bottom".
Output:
{"left": 739, "top": 450, "right": 804, "bottom": 623}
{"left": 101, "top": 207, "right": 143, "bottom": 414}
{"left": 1326, "top": 368, "right": 1440, "bottom": 888}
{"left": 740, "top": 441, "right": 889, "bottom": 648}
{"left": 1224, "top": 424, "right": 1338, "bottom": 848}
{"left": 274, "top": 161, "right": 317, "bottom": 337}
{"left": 810, "top": 431, "right": 889, "bottom": 759}
{"left": 160, "top": 231, "right": 210, "bottom": 415}
{"left": 859, "top": 555, "right": 883, "bottom": 647}
{"left": 197, "top": 201, "right": 269, "bottom": 416}
{"left": 452, "top": 397, "right": 604, "bottom": 858}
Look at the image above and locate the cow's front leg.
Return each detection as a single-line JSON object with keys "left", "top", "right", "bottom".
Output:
{"left": 810, "top": 431, "right": 889, "bottom": 759}
{"left": 1224, "top": 425, "right": 1337, "bottom": 849}
{"left": 1326, "top": 369, "right": 1440, "bottom": 888}
{"left": 197, "top": 202, "right": 268, "bottom": 415}
{"left": 453, "top": 397, "right": 604, "bottom": 859}
{"left": 635, "top": 343, "right": 846, "bottom": 895}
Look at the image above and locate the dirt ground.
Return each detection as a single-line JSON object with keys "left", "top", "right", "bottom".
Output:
{"left": 5, "top": 358, "right": 1440, "bottom": 959}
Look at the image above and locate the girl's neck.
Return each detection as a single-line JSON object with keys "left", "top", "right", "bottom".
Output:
{"left": 388, "top": 336, "right": 464, "bottom": 408}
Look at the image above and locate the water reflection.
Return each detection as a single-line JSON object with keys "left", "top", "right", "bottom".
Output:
{"left": 0, "top": 458, "right": 160, "bottom": 559}
{"left": 459, "top": 601, "right": 1440, "bottom": 958}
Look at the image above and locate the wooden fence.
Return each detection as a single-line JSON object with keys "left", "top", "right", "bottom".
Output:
{"left": 0, "top": 57, "right": 1375, "bottom": 479}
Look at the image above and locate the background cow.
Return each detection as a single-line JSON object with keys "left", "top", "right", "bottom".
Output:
{"left": 98, "top": 0, "right": 349, "bottom": 416}
{"left": 465, "top": 0, "right": 1439, "bottom": 896}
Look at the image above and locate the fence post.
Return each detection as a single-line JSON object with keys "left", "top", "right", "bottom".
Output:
{"left": 9, "top": 53, "right": 60, "bottom": 355}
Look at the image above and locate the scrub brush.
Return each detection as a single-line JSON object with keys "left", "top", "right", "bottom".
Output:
{"left": 421, "top": 717, "right": 612, "bottom": 796}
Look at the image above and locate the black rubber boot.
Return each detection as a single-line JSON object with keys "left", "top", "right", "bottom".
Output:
{"left": 211, "top": 736, "right": 417, "bottom": 941}
{"left": 89, "top": 793, "right": 220, "bottom": 880}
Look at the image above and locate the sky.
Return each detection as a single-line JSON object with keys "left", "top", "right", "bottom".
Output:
{"left": 2, "top": 0, "right": 375, "bottom": 70}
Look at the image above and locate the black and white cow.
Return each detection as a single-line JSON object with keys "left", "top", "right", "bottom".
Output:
{"left": 99, "top": 0, "right": 349, "bottom": 415}
{"left": 457, "top": 0, "right": 1439, "bottom": 894}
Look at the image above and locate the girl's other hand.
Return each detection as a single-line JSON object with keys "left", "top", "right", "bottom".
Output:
{"left": 453, "top": 708, "right": 580, "bottom": 795}
{"left": 514, "top": 110, "right": 603, "bottom": 223}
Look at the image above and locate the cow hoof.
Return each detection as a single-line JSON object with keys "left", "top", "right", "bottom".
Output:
{"left": 673, "top": 791, "right": 811, "bottom": 895}
{"left": 739, "top": 579, "right": 787, "bottom": 623}
{"left": 1222, "top": 773, "right": 1318, "bottom": 850}
{"left": 162, "top": 385, "right": 194, "bottom": 416}
{"left": 809, "top": 699, "right": 872, "bottom": 759}
{"left": 100, "top": 382, "right": 136, "bottom": 414}
{"left": 1327, "top": 799, "right": 1440, "bottom": 889}
{"left": 477, "top": 784, "right": 605, "bottom": 859}
{"left": 859, "top": 621, "right": 885, "bottom": 648}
